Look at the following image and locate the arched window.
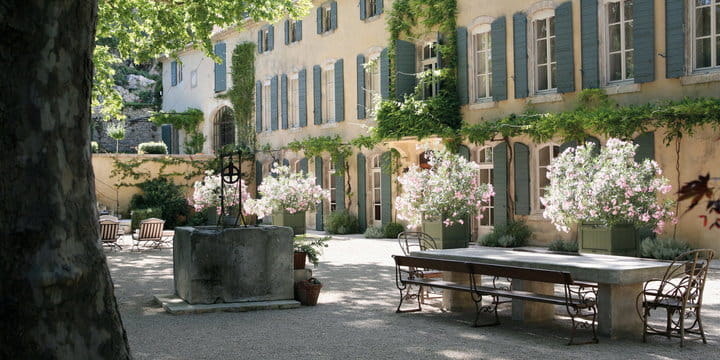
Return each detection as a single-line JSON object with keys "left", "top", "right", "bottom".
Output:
{"left": 537, "top": 144, "right": 560, "bottom": 210}
{"left": 476, "top": 147, "right": 494, "bottom": 227}
{"left": 213, "top": 106, "right": 236, "bottom": 150}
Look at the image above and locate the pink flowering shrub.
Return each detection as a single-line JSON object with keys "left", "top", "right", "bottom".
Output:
{"left": 244, "top": 165, "right": 329, "bottom": 218}
{"left": 191, "top": 171, "right": 248, "bottom": 215}
{"left": 396, "top": 147, "right": 495, "bottom": 228}
{"left": 541, "top": 139, "right": 676, "bottom": 234}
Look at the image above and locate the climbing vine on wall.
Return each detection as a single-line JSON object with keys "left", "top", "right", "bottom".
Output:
{"left": 224, "top": 42, "right": 257, "bottom": 150}
{"left": 110, "top": 155, "right": 215, "bottom": 187}
{"left": 149, "top": 108, "right": 205, "bottom": 154}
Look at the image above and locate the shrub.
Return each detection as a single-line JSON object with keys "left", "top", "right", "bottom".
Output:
{"left": 383, "top": 222, "right": 405, "bottom": 239}
{"left": 364, "top": 226, "right": 385, "bottom": 239}
{"left": 130, "top": 177, "right": 190, "bottom": 228}
{"left": 480, "top": 220, "right": 532, "bottom": 248}
{"left": 294, "top": 235, "right": 330, "bottom": 266}
{"left": 548, "top": 239, "right": 579, "bottom": 253}
{"left": 187, "top": 208, "right": 209, "bottom": 226}
{"left": 137, "top": 141, "right": 168, "bottom": 154}
{"left": 131, "top": 208, "right": 162, "bottom": 230}
{"left": 640, "top": 237, "right": 692, "bottom": 260}
{"left": 91, "top": 141, "right": 99, "bottom": 153}
{"left": 325, "top": 210, "right": 359, "bottom": 235}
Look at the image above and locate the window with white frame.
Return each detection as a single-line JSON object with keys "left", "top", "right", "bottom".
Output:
{"left": 371, "top": 155, "right": 382, "bottom": 222}
{"left": 471, "top": 25, "right": 493, "bottom": 101}
{"left": 420, "top": 41, "right": 440, "bottom": 98}
{"left": 602, "top": 0, "right": 634, "bottom": 83}
{"left": 692, "top": 0, "right": 720, "bottom": 71}
{"left": 260, "top": 27, "right": 271, "bottom": 52}
{"left": 289, "top": 75, "right": 299, "bottom": 128}
{"left": 537, "top": 144, "right": 560, "bottom": 210}
{"left": 328, "top": 161, "right": 337, "bottom": 211}
{"left": 365, "top": 54, "right": 381, "bottom": 117}
{"left": 475, "top": 147, "right": 494, "bottom": 226}
{"left": 262, "top": 82, "right": 271, "bottom": 131}
{"left": 322, "top": 67, "right": 335, "bottom": 123}
{"left": 531, "top": 11, "right": 556, "bottom": 92}
{"left": 289, "top": 21, "right": 299, "bottom": 43}
{"left": 321, "top": 4, "right": 332, "bottom": 33}
{"left": 190, "top": 70, "right": 198, "bottom": 88}
{"left": 366, "top": 0, "right": 378, "bottom": 18}
{"left": 293, "top": 160, "right": 302, "bottom": 173}
{"left": 176, "top": 62, "right": 183, "bottom": 83}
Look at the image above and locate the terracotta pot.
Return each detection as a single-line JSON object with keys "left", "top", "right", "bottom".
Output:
{"left": 294, "top": 251, "right": 307, "bottom": 269}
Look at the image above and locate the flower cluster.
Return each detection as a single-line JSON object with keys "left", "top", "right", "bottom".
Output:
{"left": 244, "top": 165, "right": 329, "bottom": 218}
{"left": 396, "top": 147, "right": 495, "bottom": 228}
{"left": 541, "top": 139, "right": 676, "bottom": 234}
{"left": 191, "top": 171, "right": 248, "bottom": 215}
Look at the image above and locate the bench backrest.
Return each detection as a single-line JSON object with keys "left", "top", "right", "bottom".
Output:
{"left": 468, "top": 262, "right": 573, "bottom": 285}
{"left": 99, "top": 220, "right": 120, "bottom": 242}
{"left": 393, "top": 255, "right": 469, "bottom": 274}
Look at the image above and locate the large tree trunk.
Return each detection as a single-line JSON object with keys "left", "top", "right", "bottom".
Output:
{"left": 0, "top": 1, "right": 131, "bottom": 358}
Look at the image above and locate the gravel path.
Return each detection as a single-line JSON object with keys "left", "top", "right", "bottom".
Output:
{"left": 107, "top": 233, "right": 720, "bottom": 359}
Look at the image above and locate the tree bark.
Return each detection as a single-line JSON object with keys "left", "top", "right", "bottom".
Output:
{"left": 0, "top": 1, "right": 131, "bottom": 358}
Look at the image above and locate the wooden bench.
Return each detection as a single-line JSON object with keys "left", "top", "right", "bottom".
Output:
{"left": 393, "top": 255, "right": 598, "bottom": 345}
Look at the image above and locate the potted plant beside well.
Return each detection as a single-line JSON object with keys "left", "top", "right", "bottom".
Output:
{"left": 293, "top": 235, "right": 329, "bottom": 269}
{"left": 541, "top": 139, "right": 676, "bottom": 256}
{"left": 191, "top": 170, "right": 248, "bottom": 226}
{"left": 396, "top": 147, "right": 495, "bottom": 249}
{"left": 245, "top": 165, "right": 329, "bottom": 235}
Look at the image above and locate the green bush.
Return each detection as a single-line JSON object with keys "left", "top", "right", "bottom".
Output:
{"left": 383, "top": 222, "right": 405, "bottom": 239}
{"left": 187, "top": 208, "right": 209, "bottom": 226}
{"left": 364, "top": 226, "right": 385, "bottom": 238}
{"left": 137, "top": 141, "right": 168, "bottom": 154}
{"left": 480, "top": 220, "right": 532, "bottom": 248}
{"left": 130, "top": 177, "right": 189, "bottom": 228}
{"left": 548, "top": 239, "right": 579, "bottom": 253}
{"left": 130, "top": 208, "right": 162, "bottom": 230}
{"left": 640, "top": 237, "right": 692, "bottom": 260}
{"left": 91, "top": 141, "right": 99, "bottom": 153}
{"left": 325, "top": 210, "right": 359, "bottom": 235}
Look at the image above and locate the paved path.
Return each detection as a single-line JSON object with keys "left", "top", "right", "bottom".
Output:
{"left": 107, "top": 233, "right": 720, "bottom": 359}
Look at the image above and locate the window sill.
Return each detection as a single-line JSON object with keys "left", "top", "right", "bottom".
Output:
{"left": 320, "top": 122, "right": 339, "bottom": 129}
{"left": 603, "top": 82, "right": 640, "bottom": 95}
{"left": 526, "top": 93, "right": 562, "bottom": 105}
{"left": 681, "top": 70, "right": 720, "bottom": 86}
{"left": 469, "top": 100, "right": 497, "bottom": 110}
{"left": 363, "top": 14, "right": 383, "bottom": 23}
{"left": 288, "top": 127, "right": 302, "bottom": 133}
{"left": 319, "top": 30, "right": 336, "bottom": 37}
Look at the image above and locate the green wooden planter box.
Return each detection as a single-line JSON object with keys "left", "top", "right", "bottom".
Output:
{"left": 422, "top": 218, "right": 470, "bottom": 249}
{"left": 272, "top": 211, "right": 306, "bottom": 235}
{"left": 579, "top": 222, "right": 639, "bottom": 256}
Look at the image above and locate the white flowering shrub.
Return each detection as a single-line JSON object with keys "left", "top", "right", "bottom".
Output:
{"left": 191, "top": 171, "right": 248, "bottom": 215}
{"left": 244, "top": 165, "right": 329, "bottom": 218}
{"left": 541, "top": 139, "right": 676, "bottom": 234}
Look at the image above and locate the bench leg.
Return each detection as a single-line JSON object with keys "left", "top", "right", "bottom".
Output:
{"left": 471, "top": 294, "right": 501, "bottom": 327}
{"left": 566, "top": 305, "right": 599, "bottom": 345}
{"left": 396, "top": 286, "right": 422, "bottom": 313}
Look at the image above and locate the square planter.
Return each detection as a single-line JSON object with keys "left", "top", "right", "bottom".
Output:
{"left": 579, "top": 222, "right": 639, "bottom": 257}
{"left": 272, "top": 211, "right": 306, "bottom": 235}
{"left": 422, "top": 218, "right": 470, "bottom": 249}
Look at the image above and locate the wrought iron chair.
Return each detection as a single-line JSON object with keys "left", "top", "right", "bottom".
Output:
{"left": 637, "top": 249, "right": 715, "bottom": 347}
{"left": 397, "top": 231, "right": 442, "bottom": 304}
{"left": 99, "top": 219, "right": 122, "bottom": 251}
{"left": 132, "top": 218, "right": 166, "bottom": 251}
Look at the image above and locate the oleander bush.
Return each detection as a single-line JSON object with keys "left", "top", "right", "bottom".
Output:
{"left": 325, "top": 210, "right": 359, "bottom": 235}
{"left": 364, "top": 226, "right": 385, "bottom": 239}
{"left": 137, "top": 141, "right": 168, "bottom": 154}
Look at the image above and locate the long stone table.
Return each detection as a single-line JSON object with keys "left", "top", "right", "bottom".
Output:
{"left": 410, "top": 247, "right": 674, "bottom": 339}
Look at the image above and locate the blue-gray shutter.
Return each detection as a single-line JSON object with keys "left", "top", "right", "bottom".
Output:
{"left": 360, "top": 0, "right": 367, "bottom": 20}
{"left": 257, "top": 30, "right": 263, "bottom": 53}
{"left": 665, "top": 0, "right": 685, "bottom": 78}
{"left": 380, "top": 151, "right": 392, "bottom": 226}
{"left": 357, "top": 54, "right": 366, "bottom": 119}
{"left": 331, "top": 1, "right": 338, "bottom": 30}
{"left": 255, "top": 81, "right": 262, "bottom": 133}
{"left": 514, "top": 142, "right": 530, "bottom": 215}
{"left": 270, "top": 75, "right": 278, "bottom": 131}
{"left": 281, "top": 74, "right": 288, "bottom": 129}
{"left": 581, "top": 0, "right": 599, "bottom": 88}
{"left": 170, "top": 61, "right": 177, "bottom": 86}
{"left": 317, "top": 7, "right": 323, "bottom": 34}
{"left": 491, "top": 17, "right": 508, "bottom": 101}
{"left": 296, "top": 20, "right": 303, "bottom": 41}
{"left": 255, "top": 161, "right": 263, "bottom": 198}
{"left": 376, "top": 0, "right": 383, "bottom": 15}
{"left": 268, "top": 25, "right": 275, "bottom": 51}
{"left": 335, "top": 157, "right": 345, "bottom": 211}
{"left": 313, "top": 65, "right": 322, "bottom": 125}
{"left": 299, "top": 157, "right": 308, "bottom": 174}
{"left": 299, "top": 69, "right": 308, "bottom": 127}
{"left": 283, "top": 159, "right": 290, "bottom": 167}
{"left": 214, "top": 42, "right": 227, "bottom": 92}
{"left": 457, "top": 27, "right": 469, "bottom": 105}
{"left": 315, "top": 157, "right": 324, "bottom": 230}
{"left": 458, "top": 145, "right": 470, "bottom": 160}
{"left": 335, "top": 58, "right": 345, "bottom": 122}
{"left": 634, "top": 0, "right": 655, "bottom": 83}
{"left": 380, "top": 48, "right": 390, "bottom": 99}
{"left": 395, "top": 39, "right": 416, "bottom": 99}
{"left": 556, "top": 2, "right": 575, "bottom": 93}
{"left": 633, "top": 132, "right": 655, "bottom": 162}
{"left": 284, "top": 20, "right": 290, "bottom": 45}
{"left": 513, "top": 13, "right": 528, "bottom": 99}
{"left": 161, "top": 124, "right": 173, "bottom": 152}
{"left": 493, "top": 143, "right": 508, "bottom": 226}
{"left": 357, "top": 153, "right": 367, "bottom": 232}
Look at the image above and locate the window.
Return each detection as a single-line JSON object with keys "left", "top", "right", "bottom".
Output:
{"left": 289, "top": 76, "right": 299, "bottom": 128}
{"left": 322, "top": 67, "right": 335, "bottom": 123}
{"left": 262, "top": 82, "right": 271, "bottom": 131}
{"left": 692, "top": 0, "right": 720, "bottom": 70}
{"left": 603, "top": 0, "right": 634, "bottom": 82}
{"left": 328, "top": 161, "right": 337, "bottom": 211}
{"left": 293, "top": 160, "right": 302, "bottom": 173}
{"left": 289, "top": 21, "right": 299, "bottom": 43}
{"left": 472, "top": 26, "right": 492, "bottom": 101}
{"left": 420, "top": 41, "right": 440, "bottom": 98}
{"left": 321, "top": 4, "right": 332, "bottom": 33}
{"left": 531, "top": 13, "right": 556, "bottom": 92}
{"left": 371, "top": 155, "right": 382, "bottom": 222}
{"left": 366, "top": 0, "right": 378, "bottom": 18}
{"left": 365, "top": 54, "right": 381, "bottom": 117}
{"left": 476, "top": 147, "right": 494, "bottom": 227}
{"left": 176, "top": 62, "right": 183, "bottom": 84}
{"left": 537, "top": 144, "right": 560, "bottom": 210}
{"left": 213, "top": 106, "right": 235, "bottom": 150}
{"left": 190, "top": 70, "right": 198, "bottom": 88}
{"left": 259, "top": 27, "right": 272, "bottom": 52}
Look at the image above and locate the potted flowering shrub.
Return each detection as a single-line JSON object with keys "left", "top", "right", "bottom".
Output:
{"left": 244, "top": 165, "right": 329, "bottom": 235}
{"left": 541, "top": 139, "right": 675, "bottom": 256}
{"left": 191, "top": 170, "right": 248, "bottom": 226}
{"left": 396, "top": 147, "right": 495, "bottom": 249}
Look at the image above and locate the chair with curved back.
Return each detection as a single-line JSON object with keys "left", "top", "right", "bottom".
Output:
{"left": 637, "top": 249, "right": 715, "bottom": 347}
{"left": 99, "top": 219, "right": 122, "bottom": 251}
{"left": 132, "top": 218, "right": 166, "bottom": 251}
{"left": 397, "top": 231, "right": 442, "bottom": 304}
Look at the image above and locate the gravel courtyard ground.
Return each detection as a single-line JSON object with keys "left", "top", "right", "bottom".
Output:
{"left": 107, "top": 233, "right": 720, "bottom": 359}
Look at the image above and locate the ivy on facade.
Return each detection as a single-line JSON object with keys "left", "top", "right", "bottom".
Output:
{"left": 149, "top": 108, "right": 205, "bottom": 154}
{"left": 225, "top": 42, "right": 257, "bottom": 150}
